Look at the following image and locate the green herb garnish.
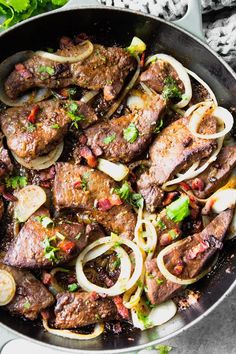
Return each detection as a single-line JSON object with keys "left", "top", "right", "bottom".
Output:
{"left": 23, "top": 300, "right": 31, "bottom": 309}
{"left": 166, "top": 195, "right": 190, "bottom": 222}
{"left": 81, "top": 175, "right": 88, "bottom": 191}
{"left": 67, "top": 102, "right": 85, "bottom": 129}
{"left": 155, "top": 218, "right": 166, "bottom": 230}
{"left": 123, "top": 122, "right": 139, "bottom": 143}
{"left": 5, "top": 176, "right": 27, "bottom": 189}
{"left": 68, "top": 283, "right": 79, "bottom": 292}
{"left": 168, "top": 229, "right": 179, "bottom": 240}
{"left": 50, "top": 123, "right": 61, "bottom": 129}
{"left": 75, "top": 233, "right": 81, "bottom": 240}
{"left": 103, "top": 133, "right": 116, "bottom": 144}
{"left": 35, "top": 215, "right": 54, "bottom": 228}
{"left": 114, "top": 181, "right": 143, "bottom": 209}
{"left": 113, "top": 257, "right": 121, "bottom": 269}
{"left": 26, "top": 122, "right": 36, "bottom": 132}
{"left": 154, "top": 118, "right": 163, "bottom": 133}
{"left": 42, "top": 236, "right": 59, "bottom": 262}
{"left": 156, "top": 278, "right": 164, "bottom": 285}
{"left": 155, "top": 345, "right": 172, "bottom": 354}
{"left": 38, "top": 66, "right": 55, "bottom": 76}
{"left": 162, "top": 76, "right": 182, "bottom": 100}
{"left": 137, "top": 311, "right": 153, "bottom": 329}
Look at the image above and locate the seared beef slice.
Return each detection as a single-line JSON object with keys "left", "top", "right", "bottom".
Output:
{"left": 54, "top": 292, "right": 118, "bottom": 328}
{"left": 82, "top": 94, "right": 166, "bottom": 163}
{"left": 145, "top": 209, "right": 233, "bottom": 304}
{"left": 5, "top": 44, "right": 135, "bottom": 101}
{"left": 0, "top": 99, "right": 97, "bottom": 160}
{"left": 0, "top": 262, "right": 54, "bottom": 320}
{"left": 4, "top": 208, "right": 104, "bottom": 268}
{"left": 53, "top": 163, "right": 136, "bottom": 239}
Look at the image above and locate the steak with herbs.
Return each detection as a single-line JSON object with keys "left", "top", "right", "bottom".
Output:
{"left": 4, "top": 208, "right": 104, "bottom": 269}
{"left": 78, "top": 94, "right": 166, "bottom": 163}
{"left": 54, "top": 292, "right": 119, "bottom": 328}
{"left": 53, "top": 163, "right": 136, "bottom": 239}
{"left": 0, "top": 262, "right": 54, "bottom": 320}
{"left": 5, "top": 43, "right": 135, "bottom": 101}
{"left": 145, "top": 209, "right": 233, "bottom": 304}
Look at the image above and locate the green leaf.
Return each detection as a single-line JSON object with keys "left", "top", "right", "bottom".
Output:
{"left": 7, "top": 0, "right": 30, "bottom": 13}
{"left": 38, "top": 65, "right": 55, "bottom": 75}
{"left": 154, "top": 118, "right": 163, "bottom": 134}
{"left": 23, "top": 300, "right": 31, "bottom": 309}
{"left": 166, "top": 195, "right": 190, "bottom": 222}
{"left": 35, "top": 215, "right": 54, "bottom": 228}
{"left": 42, "top": 236, "right": 59, "bottom": 262}
{"left": 5, "top": 176, "right": 27, "bottom": 189}
{"left": 155, "top": 345, "right": 172, "bottom": 354}
{"left": 52, "top": 0, "right": 67, "bottom": 6}
{"left": 50, "top": 123, "right": 61, "bottom": 129}
{"left": 123, "top": 122, "right": 139, "bottom": 143}
{"left": 114, "top": 181, "right": 143, "bottom": 209}
{"left": 26, "top": 122, "right": 36, "bottom": 132}
{"left": 162, "top": 76, "right": 182, "bottom": 100}
{"left": 68, "top": 283, "right": 79, "bottom": 292}
{"left": 103, "top": 133, "right": 116, "bottom": 144}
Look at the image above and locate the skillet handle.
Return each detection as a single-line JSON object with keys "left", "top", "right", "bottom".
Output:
{"left": 172, "top": 0, "right": 205, "bottom": 41}
{"left": 63, "top": 0, "right": 100, "bottom": 8}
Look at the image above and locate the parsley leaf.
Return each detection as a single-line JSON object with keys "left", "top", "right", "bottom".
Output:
{"left": 67, "top": 102, "right": 85, "bottom": 129}
{"left": 103, "top": 133, "right": 116, "bottom": 144}
{"left": 114, "top": 181, "right": 143, "bottom": 209}
{"left": 26, "top": 122, "right": 36, "bottom": 132}
{"left": 23, "top": 300, "right": 31, "bottom": 309}
{"left": 42, "top": 236, "right": 59, "bottom": 262}
{"left": 137, "top": 311, "right": 153, "bottom": 329}
{"left": 154, "top": 118, "right": 163, "bottom": 133}
{"left": 166, "top": 195, "right": 190, "bottom": 222}
{"left": 50, "top": 123, "right": 61, "bottom": 129}
{"left": 68, "top": 283, "right": 79, "bottom": 292}
{"left": 123, "top": 123, "right": 139, "bottom": 143}
{"left": 155, "top": 345, "right": 172, "bottom": 354}
{"left": 162, "top": 76, "right": 182, "bottom": 100}
{"left": 35, "top": 215, "right": 54, "bottom": 228}
{"left": 5, "top": 176, "right": 27, "bottom": 189}
{"left": 38, "top": 65, "right": 55, "bottom": 75}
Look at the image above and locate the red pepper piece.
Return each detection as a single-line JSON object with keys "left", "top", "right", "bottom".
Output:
{"left": 79, "top": 146, "right": 97, "bottom": 168}
{"left": 58, "top": 240, "right": 76, "bottom": 254}
{"left": 159, "top": 233, "right": 172, "bottom": 247}
{"left": 90, "top": 291, "right": 100, "bottom": 301}
{"left": 27, "top": 105, "right": 40, "bottom": 124}
{"left": 113, "top": 296, "right": 129, "bottom": 320}
{"left": 186, "top": 241, "right": 209, "bottom": 260}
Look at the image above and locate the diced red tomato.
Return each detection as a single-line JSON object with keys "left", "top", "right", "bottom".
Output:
{"left": 27, "top": 105, "right": 40, "bottom": 124}
{"left": 113, "top": 296, "right": 129, "bottom": 320}
{"left": 79, "top": 146, "right": 97, "bottom": 168}
{"left": 73, "top": 180, "right": 82, "bottom": 189}
{"left": 58, "top": 240, "right": 76, "bottom": 254}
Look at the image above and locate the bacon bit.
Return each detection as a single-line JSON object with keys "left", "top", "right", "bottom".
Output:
{"left": 73, "top": 180, "right": 82, "bottom": 189}
{"left": 140, "top": 52, "right": 146, "bottom": 67}
{"left": 58, "top": 240, "right": 76, "bottom": 254}
{"left": 42, "top": 272, "right": 51, "bottom": 285}
{"left": 110, "top": 194, "right": 123, "bottom": 206}
{"left": 180, "top": 182, "right": 191, "bottom": 191}
{"left": 162, "top": 191, "right": 178, "bottom": 206}
{"left": 174, "top": 261, "right": 184, "bottom": 275}
{"left": 186, "top": 241, "right": 209, "bottom": 260}
{"left": 15, "top": 63, "right": 32, "bottom": 79}
{"left": 159, "top": 232, "right": 172, "bottom": 247}
{"left": 0, "top": 184, "right": 5, "bottom": 194}
{"left": 79, "top": 135, "right": 87, "bottom": 145}
{"left": 27, "top": 105, "right": 40, "bottom": 124}
{"left": 90, "top": 291, "right": 99, "bottom": 301}
{"left": 113, "top": 296, "right": 129, "bottom": 320}
{"left": 79, "top": 146, "right": 97, "bottom": 168}
{"left": 3, "top": 192, "right": 17, "bottom": 202}
{"left": 191, "top": 178, "right": 205, "bottom": 191}
{"left": 97, "top": 198, "right": 112, "bottom": 211}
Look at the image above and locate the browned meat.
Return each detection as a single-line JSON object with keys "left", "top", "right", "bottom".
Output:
{"left": 187, "top": 146, "right": 236, "bottom": 199}
{"left": 145, "top": 209, "right": 233, "bottom": 304}
{"left": 54, "top": 292, "right": 118, "bottom": 328}
{"left": 0, "top": 262, "right": 54, "bottom": 320}
{"left": 53, "top": 163, "right": 136, "bottom": 239}
{"left": 137, "top": 179, "right": 164, "bottom": 212}
{"left": 79, "top": 95, "right": 166, "bottom": 163}
{"left": 0, "top": 133, "right": 13, "bottom": 176}
{"left": 4, "top": 208, "right": 104, "bottom": 269}
{"left": 140, "top": 60, "right": 184, "bottom": 93}
{"left": 5, "top": 44, "right": 135, "bottom": 101}
{"left": 0, "top": 198, "right": 4, "bottom": 220}
{"left": 0, "top": 99, "right": 98, "bottom": 160}
{"left": 190, "top": 79, "right": 210, "bottom": 105}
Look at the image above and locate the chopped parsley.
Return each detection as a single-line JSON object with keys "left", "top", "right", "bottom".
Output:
{"left": 81, "top": 175, "right": 88, "bottom": 191}
{"left": 162, "top": 76, "right": 182, "bottom": 100}
{"left": 168, "top": 229, "right": 179, "bottom": 240}
{"left": 156, "top": 278, "right": 164, "bottom": 285}
{"left": 154, "top": 118, "right": 163, "bottom": 133}
{"left": 123, "top": 123, "right": 139, "bottom": 143}
{"left": 38, "top": 66, "right": 55, "bottom": 76}
{"left": 23, "top": 300, "right": 31, "bottom": 309}
{"left": 166, "top": 195, "right": 190, "bottom": 222}
{"left": 155, "top": 218, "right": 166, "bottom": 230}
{"left": 137, "top": 311, "right": 153, "bottom": 329}
{"left": 114, "top": 181, "right": 143, "bottom": 209}
{"left": 113, "top": 257, "right": 121, "bottom": 269}
{"left": 26, "top": 122, "right": 36, "bottom": 132}
{"left": 145, "top": 298, "right": 156, "bottom": 308}
{"left": 67, "top": 102, "right": 85, "bottom": 129}
{"left": 5, "top": 176, "right": 27, "bottom": 189}
{"left": 50, "top": 123, "right": 61, "bottom": 129}
{"left": 35, "top": 215, "right": 54, "bottom": 228}
{"left": 68, "top": 283, "right": 79, "bottom": 292}
{"left": 75, "top": 233, "right": 81, "bottom": 240}
{"left": 103, "top": 133, "right": 116, "bottom": 144}
{"left": 42, "top": 236, "right": 59, "bottom": 262}
{"left": 155, "top": 345, "right": 172, "bottom": 354}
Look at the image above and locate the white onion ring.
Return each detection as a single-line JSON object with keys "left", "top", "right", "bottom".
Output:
{"left": 76, "top": 236, "right": 143, "bottom": 296}
{"left": 42, "top": 319, "right": 104, "bottom": 340}
{"left": 134, "top": 219, "right": 157, "bottom": 260}
{"left": 145, "top": 54, "right": 192, "bottom": 108}
{"left": 36, "top": 41, "right": 94, "bottom": 63}
{"left": 123, "top": 265, "right": 146, "bottom": 309}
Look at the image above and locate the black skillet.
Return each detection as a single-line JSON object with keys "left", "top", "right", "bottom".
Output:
{"left": 0, "top": 0, "right": 236, "bottom": 352}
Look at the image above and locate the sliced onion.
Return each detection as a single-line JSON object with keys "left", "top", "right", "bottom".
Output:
{"left": 127, "top": 94, "right": 145, "bottom": 111}
{"left": 105, "top": 56, "right": 141, "bottom": 119}
{"left": 12, "top": 142, "right": 64, "bottom": 170}
{"left": 36, "top": 41, "right": 93, "bottom": 64}
{"left": 140, "top": 82, "right": 157, "bottom": 97}
{"left": 157, "top": 240, "right": 218, "bottom": 285}
{"left": 145, "top": 54, "right": 192, "bottom": 108}
{"left": 43, "top": 319, "right": 104, "bottom": 340}
{"left": 14, "top": 185, "right": 47, "bottom": 222}
{"left": 80, "top": 90, "right": 99, "bottom": 103}
{"left": 0, "top": 270, "right": 16, "bottom": 306}
{"left": 97, "top": 158, "right": 129, "bottom": 182}
{"left": 204, "top": 188, "right": 236, "bottom": 214}
{"left": 226, "top": 208, "right": 236, "bottom": 240}
{"left": 148, "top": 300, "right": 177, "bottom": 326}
{"left": 127, "top": 36, "right": 146, "bottom": 55}
{"left": 186, "top": 68, "right": 218, "bottom": 105}
{"left": 76, "top": 235, "right": 143, "bottom": 296}
{"left": 134, "top": 219, "right": 157, "bottom": 260}
{"left": 188, "top": 103, "right": 234, "bottom": 140}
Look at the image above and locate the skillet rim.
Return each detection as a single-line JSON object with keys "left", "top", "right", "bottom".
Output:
{"left": 0, "top": 5, "right": 236, "bottom": 353}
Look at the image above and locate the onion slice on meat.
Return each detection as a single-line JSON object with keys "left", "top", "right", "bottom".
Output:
{"left": 12, "top": 142, "right": 64, "bottom": 170}
{"left": 35, "top": 40, "right": 94, "bottom": 63}
{"left": 42, "top": 319, "right": 104, "bottom": 340}
{"left": 76, "top": 235, "right": 143, "bottom": 296}
{"left": 204, "top": 188, "right": 236, "bottom": 214}
{"left": 134, "top": 218, "right": 157, "bottom": 260}
{"left": 145, "top": 53, "right": 192, "bottom": 108}
{"left": 97, "top": 158, "right": 129, "bottom": 181}
{"left": 157, "top": 240, "right": 218, "bottom": 285}
{"left": 0, "top": 270, "right": 16, "bottom": 306}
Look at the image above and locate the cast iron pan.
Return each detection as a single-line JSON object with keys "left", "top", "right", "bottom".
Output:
{"left": 0, "top": 0, "right": 236, "bottom": 352}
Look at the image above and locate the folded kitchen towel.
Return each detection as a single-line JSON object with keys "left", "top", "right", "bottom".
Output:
{"left": 99, "top": 0, "right": 236, "bottom": 71}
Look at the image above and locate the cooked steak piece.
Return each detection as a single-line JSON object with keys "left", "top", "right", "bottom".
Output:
{"left": 5, "top": 44, "right": 135, "bottom": 101}
{"left": 187, "top": 146, "right": 236, "bottom": 199}
{"left": 53, "top": 163, "right": 136, "bottom": 239}
{"left": 137, "top": 178, "right": 164, "bottom": 212}
{"left": 54, "top": 292, "right": 118, "bottom": 328}
{"left": 0, "top": 99, "right": 98, "bottom": 160}
{"left": 145, "top": 209, "right": 233, "bottom": 304}
{"left": 4, "top": 208, "right": 104, "bottom": 269}
{"left": 79, "top": 95, "right": 166, "bottom": 163}
{"left": 0, "top": 262, "right": 54, "bottom": 320}
{"left": 0, "top": 198, "right": 4, "bottom": 220}
{"left": 0, "top": 133, "right": 13, "bottom": 176}
{"left": 140, "top": 60, "right": 184, "bottom": 93}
